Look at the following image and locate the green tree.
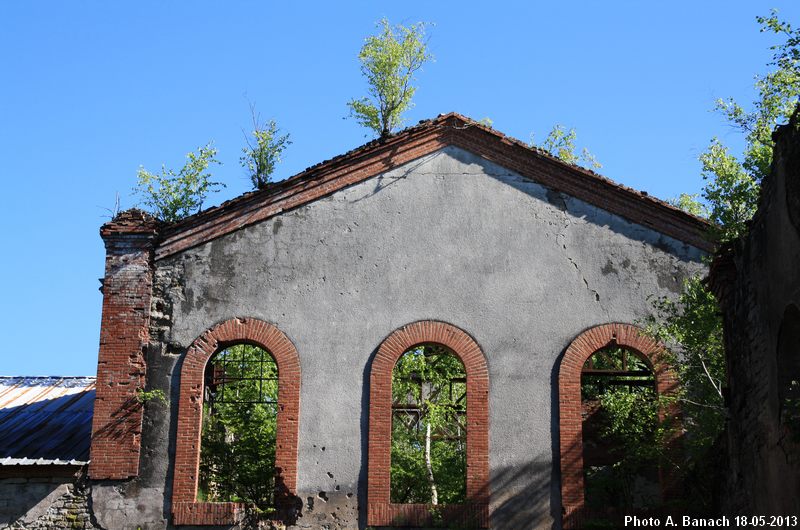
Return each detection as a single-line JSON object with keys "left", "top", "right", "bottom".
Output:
{"left": 581, "top": 348, "right": 667, "bottom": 511}
{"left": 240, "top": 105, "right": 291, "bottom": 190}
{"left": 391, "top": 345, "right": 466, "bottom": 506}
{"left": 133, "top": 143, "right": 223, "bottom": 222}
{"left": 199, "top": 344, "right": 278, "bottom": 519}
{"left": 645, "top": 11, "right": 799, "bottom": 492}
{"left": 692, "top": 11, "right": 799, "bottom": 242}
{"left": 348, "top": 18, "right": 433, "bottom": 138}
{"left": 531, "top": 124, "right": 602, "bottom": 169}
{"left": 645, "top": 277, "right": 727, "bottom": 463}
{"left": 667, "top": 193, "right": 709, "bottom": 218}
{"left": 571, "top": 15, "right": 799, "bottom": 515}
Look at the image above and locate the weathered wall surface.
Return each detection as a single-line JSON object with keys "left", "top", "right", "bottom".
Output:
{"left": 0, "top": 471, "right": 98, "bottom": 529}
{"left": 99, "top": 146, "right": 705, "bottom": 529}
{"left": 710, "top": 112, "right": 800, "bottom": 516}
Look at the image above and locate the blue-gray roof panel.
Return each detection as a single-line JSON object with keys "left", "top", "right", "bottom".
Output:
{"left": 0, "top": 376, "right": 95, "bottom": 464}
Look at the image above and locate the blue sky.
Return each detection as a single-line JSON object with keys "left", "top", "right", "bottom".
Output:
{"left": 1, "top": 1, "right": 797, "bottom": 376}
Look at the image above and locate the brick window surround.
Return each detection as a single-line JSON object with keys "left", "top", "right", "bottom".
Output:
{"left": 558, "top": 323, "right": 678, "bottom": 527}
{"left": 171, "top": 318, "right": 301, "bottom": 526}
{"left": 367, "top": 321, "right": 490, "bottom": 528}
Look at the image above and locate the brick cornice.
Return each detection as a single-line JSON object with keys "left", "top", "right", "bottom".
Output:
{"left": 448, "top": 125, "right": 713, "bottom": 252}
{"left": 101, "top": 209, "right": 161, "bottom": 238}
{"left": 153, "top": 113, "right": 713, "bottom": 261}
{"left": 557, "top": 323, "right": 678, "bottom": 525}
{"left": 171, "top": 318, "right": 301, "bottom": 526}
{"left": 367, "top": 321, "right": 489, "bottom": 528}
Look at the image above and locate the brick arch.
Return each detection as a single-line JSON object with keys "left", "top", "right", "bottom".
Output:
{"left": 171, "top": 318, "right": 301, "bottom": 526}
{"left": 367, "top": 320, "right": 490, "bottom": 528}
{"left": 558, "top": 322, "right": 678, "bottom": 524}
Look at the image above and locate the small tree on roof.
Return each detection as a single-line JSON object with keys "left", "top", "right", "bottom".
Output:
{"left": 240, "top": 104, "right": 291, "bottom": 190}
{"left": 348, "top": 18, "right": 433, "bottom": 138}
{"left": 133, "top": 143, "right": 224, "bottom": 223}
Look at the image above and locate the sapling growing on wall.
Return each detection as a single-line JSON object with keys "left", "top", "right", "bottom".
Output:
{"left": 133, "top": 143, "right": 224, "bottom": 222}
{"left": 240, "top": 104, "right": 291, "bottom": 190}
{"left": 348, "top": 18, "right": 433, "bottom": 138}
{"left": 530, "top": 124, "right": 601, "bottom": 170}
{"left": 135, "top": 388, "right": 167, "bottom": 405}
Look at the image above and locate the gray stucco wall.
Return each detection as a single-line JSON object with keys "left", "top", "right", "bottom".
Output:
{"left": 100, "top": 146, "right": 705, "bottom": 529}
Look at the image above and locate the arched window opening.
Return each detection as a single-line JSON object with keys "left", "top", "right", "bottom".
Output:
{"left": 367, "top": 321, "right": 489, "bottom": 527}
{"left": 580, "top": 346, "right": 661, "bottom": 511}
{"left": 777, "top": 305, "right": 800, "bottom": 441}
{"left": 199, "top": 343, "right": 279, "bottom": 513}
{"left": 391, "top": 344, "right": 467, "bottom": 505}
{"left": 172, "top": 318, "right": 300, "bottom": 527}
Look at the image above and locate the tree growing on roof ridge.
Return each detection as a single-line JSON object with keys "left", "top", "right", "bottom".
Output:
{"left": 348, "top": 18, "right": 433, "bottom": 138}
{"left": 240, "top": 104, "right": 291, "bottom": 190}
{"left": 530, "top": 124, "right": 602, "bottom": 170}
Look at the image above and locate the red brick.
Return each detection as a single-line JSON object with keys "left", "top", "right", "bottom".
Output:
{"left": 171, "top": 318, "right": 301, "bottom": 525}
{"left": 367, "top": 321, "right": 490, "bottom": 528}
{"left": 558, "top": 323, "right": 680, "bottom": 528}
{"left": 89, "top": 211, "right": 159, "bottom": 480}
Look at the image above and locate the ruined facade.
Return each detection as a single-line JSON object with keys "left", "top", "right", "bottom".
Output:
{"left": 85, "top": 114, "right": 710, "bottom": 529}
{"left": 709, "top": 110, "right": 800, "bottom": 516}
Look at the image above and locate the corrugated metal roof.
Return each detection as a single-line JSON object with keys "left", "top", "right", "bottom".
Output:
{"left": 0, "top": 376, "right": 95, "bottom": 465}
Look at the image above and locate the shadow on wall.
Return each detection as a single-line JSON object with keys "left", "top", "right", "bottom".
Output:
{"left": 552, "top": 347, "right": 567, "bottom": 530}
{"left": 490, "top": 460, "right": 554, "bottom": 529}
{"left": 357, "top": 345, "right": 374, "bottom": 530}
{"left": 0, "top": 475, "right": 78, "bottom": 526}
{"left": 356, "top": 340, "right": 560, "bottom": 529}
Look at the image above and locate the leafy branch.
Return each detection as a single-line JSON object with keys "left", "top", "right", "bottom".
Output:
{"left": 133, "top": 143, "right": 224, "bottom": 223}
{"left": 348, "top": 19, "right": 433, "bottom": 137}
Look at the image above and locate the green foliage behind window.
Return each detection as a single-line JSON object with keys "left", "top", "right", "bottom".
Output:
{"left": 391, "top": 345, "right": 466, "bottom": 505}
{"left": 199, "top": 344, "right": 278, "bottom": 514}
{"left": 580, "top": 347, "right": 664, "bottom": 511}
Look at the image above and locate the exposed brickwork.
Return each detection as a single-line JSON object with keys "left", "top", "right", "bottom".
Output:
{"left": 155, "top": 113, "right": 712, "bottom": 260}
{"left": 171, "top": 318, "right": 301, "bottom": 526}
{"left": 89, "top": 210, "right": 160, "bottom": 480}
{"left": 172, "top": 501, "right": 241, "bottom": 527}
{"left": 558, "top": 323, "right": 678, "bottom": 527}
{"left": 366, "top": 321, "right": 490, "bottom": 528}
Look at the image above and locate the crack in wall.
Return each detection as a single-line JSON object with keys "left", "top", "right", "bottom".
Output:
{"left": 551, "top": 195, "right": 602, "bottom": 304}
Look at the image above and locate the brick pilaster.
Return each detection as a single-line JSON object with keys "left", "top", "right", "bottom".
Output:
{"left": 89, "top": 209, "right": 159, "bottom": 479}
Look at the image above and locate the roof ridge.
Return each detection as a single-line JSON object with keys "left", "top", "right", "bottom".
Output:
{"left": 103, "top": 113, "right": 714, "bottom": 258}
